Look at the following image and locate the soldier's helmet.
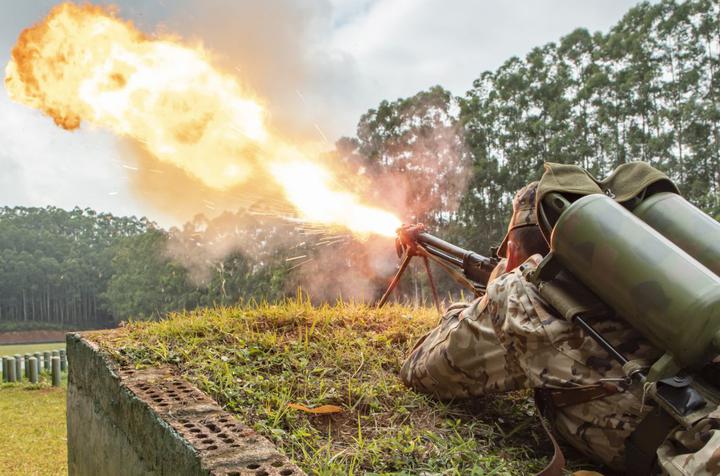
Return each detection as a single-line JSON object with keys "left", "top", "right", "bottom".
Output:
{"left": 497, "top": 181, "right": 539, "bottom": 258}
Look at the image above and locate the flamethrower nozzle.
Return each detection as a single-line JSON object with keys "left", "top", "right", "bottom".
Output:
{"left": 394, "top": 223, "right": 427, "bottom": 257}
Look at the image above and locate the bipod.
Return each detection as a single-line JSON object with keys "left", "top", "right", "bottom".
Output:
{"left": 376, "top": 242, "right": 441, "bottom": 313}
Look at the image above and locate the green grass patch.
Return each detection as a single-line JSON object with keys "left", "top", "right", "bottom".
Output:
{"left": 94, "top": 299, "right": 575, "bottom": 475}
{"left": 0, "top": 379, "right": 67, "bottom": 476}
{"left": 0, "top": 342, "right": 65, "bottom": 357}
{"left": 0, "top": 321, "right": 68, "bottom": 332}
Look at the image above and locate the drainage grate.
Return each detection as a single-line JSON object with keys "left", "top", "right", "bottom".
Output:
{"left": 120, "top": 366, "right": 302, "bottom": 476}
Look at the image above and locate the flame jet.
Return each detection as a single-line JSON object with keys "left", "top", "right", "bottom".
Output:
{"left": 5, "top": 2, "right": 400, "bottom": 237}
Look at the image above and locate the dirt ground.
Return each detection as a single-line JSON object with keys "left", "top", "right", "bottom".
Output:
{"left": 0, "top": 330, "right": 68, "bottom": 345}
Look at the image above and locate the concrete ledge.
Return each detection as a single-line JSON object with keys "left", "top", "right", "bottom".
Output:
{"left": 67, "top": 332, "right": 304, "bottom": 476}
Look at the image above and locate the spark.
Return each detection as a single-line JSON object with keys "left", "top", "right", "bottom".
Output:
{"left": 314, "top": 123, "right": 329, "bottom": 144}
{"left": 288, "top": 258, "right": 314, "bottom": 271}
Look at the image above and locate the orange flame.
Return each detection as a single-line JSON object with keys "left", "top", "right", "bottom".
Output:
{"left": 4, "top": 3, "right": 400, "bottom": 237}
{"left": 270, "top": 157, "right": 400, "bottom": 238}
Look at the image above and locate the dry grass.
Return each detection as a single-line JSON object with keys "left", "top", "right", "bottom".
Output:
{"left": 0, "top": 381, "right": 67, "bottom": 476}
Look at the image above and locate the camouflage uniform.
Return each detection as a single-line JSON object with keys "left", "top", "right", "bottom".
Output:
{"left": 400, "top": 183, "right": 720, "bottom": 475}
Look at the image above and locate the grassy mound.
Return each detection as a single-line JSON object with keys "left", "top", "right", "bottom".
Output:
{"left": 95, "top": 299, "right": 557, "bottom": 475}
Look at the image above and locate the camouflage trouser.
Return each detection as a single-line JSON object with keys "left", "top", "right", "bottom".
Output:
{"left": 656, "top": 411, "right": 720, "bottom": 476}
{"left": 400, "top": 258, "right": 720, "bottom": 474}
{"left": 554, "top": 392, "right": 720, "bottom": 475}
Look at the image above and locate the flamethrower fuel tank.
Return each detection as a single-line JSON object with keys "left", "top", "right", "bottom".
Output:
{"left": 551, "top": 194, "right": 720, "bottom": 381}
{"left": 633, "top": 192, "right": 720, "bottom": 277}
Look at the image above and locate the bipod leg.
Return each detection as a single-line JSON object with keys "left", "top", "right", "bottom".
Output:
{"left": 423, "top": 255, "right": 441, "bottom": 313}
{"left": 377, "top": 249, "right": 413, "bottom": 308}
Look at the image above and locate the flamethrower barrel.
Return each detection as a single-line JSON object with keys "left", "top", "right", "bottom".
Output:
{"left": 416, "top": 232, "right": 469, "bottom": 260}
{"left": 414, "top": 231, "right": 497, "bottom": 286}
{"left": 379, "top": 225, "right": 499, "bottom": 309}
{"left": 421, "top": 245, "right": 464, "bottom": 268}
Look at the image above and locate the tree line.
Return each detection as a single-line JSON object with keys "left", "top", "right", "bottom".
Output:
{"left": 349, "top": 0, "right": 719, "bottom": 256}
{"left": 0, "top": 0, "right": 717, "bottom": 326}
{"left": 0, "top": 207, "right": 151, "bottom": 327}
{"left": 0, "top": 207, "right": 295, "bottom": 327}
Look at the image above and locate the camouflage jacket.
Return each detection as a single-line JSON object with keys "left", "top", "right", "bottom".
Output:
{"left": 400, "top": 255, "right": 720, "bottom": 474}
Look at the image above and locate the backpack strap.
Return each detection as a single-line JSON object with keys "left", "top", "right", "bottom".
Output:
{"left": 542, "top": 383, "right": 622, "bottom": 408}
{"left": 533, "top": 389, "right": 566, "bottom": 476}
{"left": 533, "top": 383, "right": 623, "bottom": 476}
{"left": 625, "top": 407, "right": 678, "bottom": 475}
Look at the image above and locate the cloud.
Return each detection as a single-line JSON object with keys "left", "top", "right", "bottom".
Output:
{"left": 329, "top": 0, "right": 648, "bottom": 133}
{"left": 148, "top": 0, "right": 649, "bottom": 140}
{"left": 0, "top": 92, "right": 154, "bottom": 220}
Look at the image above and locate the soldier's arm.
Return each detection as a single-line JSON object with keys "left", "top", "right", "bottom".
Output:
{"left": 399, "top": 292, "right": 528, "bottom": 400}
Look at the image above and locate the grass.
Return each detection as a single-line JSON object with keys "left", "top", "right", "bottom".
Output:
{"left": 0, "top": 321, "right": 68, "bottom": 332}
{"left": 0, "top": 378, "right": 67, "bottom": 476}
{"left": 92, "top": 298, "right": 579, "bottom": 475}
{"left": 0, "top": 342, "right": 65, "bottom": 357}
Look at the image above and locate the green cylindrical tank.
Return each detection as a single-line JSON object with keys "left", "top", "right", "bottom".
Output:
{"left": 633, "top": 192, "right": 720, "bottom": 277}
{"left": 550, "top": 194, "right": 720, "bottom": 381}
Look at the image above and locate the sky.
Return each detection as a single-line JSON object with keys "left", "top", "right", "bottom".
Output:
{"left": 0, "top": 0, "right": 646, "bottom": 225}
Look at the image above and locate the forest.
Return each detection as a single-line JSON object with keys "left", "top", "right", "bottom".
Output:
{"left": 0, "top": 0, "right": 718, "bottom": 327}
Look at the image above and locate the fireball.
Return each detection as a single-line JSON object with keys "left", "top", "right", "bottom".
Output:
{"left": 5, "top": 2, "right": 400, "bottom": 237}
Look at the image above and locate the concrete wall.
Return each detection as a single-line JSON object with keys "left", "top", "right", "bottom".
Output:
{"left": 67, "top": 333, "right": 303, "bottom": 476}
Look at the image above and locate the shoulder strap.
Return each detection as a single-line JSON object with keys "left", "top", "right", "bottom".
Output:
{"left": 625, "top": 407, "right": 678, "bottom": 475}
{"left": 535, "top": 162, "right": 601, "bottom": 241}
{"left": 532, "top": 383, "right": 623, "bottom": 476}
{"left": 533, "top": 389, "right": 566, "bottom": 476}
{"left": 535, "top": 161, "right": 679, "bottom": 243}
{"left": 599, "top": 162, "right": 678, "bottom": 203}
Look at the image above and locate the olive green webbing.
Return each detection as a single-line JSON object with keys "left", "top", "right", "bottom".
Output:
{"left": 625, "top": 407, "right": 678, "bottom": 475}
{"left": 535, "top": 161, "right": 679, "bottom": 241}
{"left": 536, "top": 163, "right": 600, "bottom": 240}
{"left": 600, "top": 162, "right": 678, "bottom": 201}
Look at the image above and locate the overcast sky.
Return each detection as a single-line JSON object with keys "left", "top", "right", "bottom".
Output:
{"left": 0, "top": 0, "right": 646, "bottom": 225}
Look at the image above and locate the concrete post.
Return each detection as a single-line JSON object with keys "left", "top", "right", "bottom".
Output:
{"left": 43, "top": 351, "right": 51, "bottom": 372}
{"left": 7, "top": 357, "right": 16, "bottom": 382}
{"left": 24, "top": 354, "right": 30, "bottom": 378}
{"left": 33, "top": 352, "right": 41, "bottom": 371}
{"left": 14, "top": 354, "right": 22, "bottom": 383}
{"left": 1, "top": 357, "right": 7, "bottom": 382}
{"left": 29, "top": 357, "right": 38, "bottom": 384}
{"left": 60, "top": 349, "right": 67, "bottom": 371}
{"left": 52, "top": 356, "right": 61, "bottom": 387}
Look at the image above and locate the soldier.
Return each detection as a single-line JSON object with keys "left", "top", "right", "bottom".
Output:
{"left": 400, "top": 182, "right": 720, "bottom": 475}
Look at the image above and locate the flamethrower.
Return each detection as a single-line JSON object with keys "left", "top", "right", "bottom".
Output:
{"left": 377, "top": 224, "right": 499, "bottom": 311}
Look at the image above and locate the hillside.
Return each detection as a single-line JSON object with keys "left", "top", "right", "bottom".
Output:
{"left": 91, "top": 300, "right": 599, "bottom": 474}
